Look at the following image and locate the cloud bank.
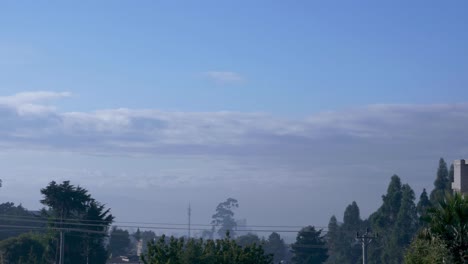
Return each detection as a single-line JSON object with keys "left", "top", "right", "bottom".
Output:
{"left": 1, "top": 91, "right": 468, "bottom": 160}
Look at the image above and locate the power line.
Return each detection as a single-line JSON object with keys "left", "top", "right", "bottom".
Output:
{"left": 0, "top": 213, "right": 328, "bottom": 230}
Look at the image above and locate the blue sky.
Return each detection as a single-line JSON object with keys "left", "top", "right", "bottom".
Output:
{"left": 2, "top": 1, "right": 468, "bottom": 115}
{"left": 1, "top": 1, "right": 468, "bottom": 236}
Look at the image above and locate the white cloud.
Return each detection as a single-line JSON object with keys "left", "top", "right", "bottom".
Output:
{"left": 203, "top": 71, "right": 244, "bottom": 84}
{"left": 1, "top": 92, "right": 468, "bottom": 160}
{"left": 0, "top": 91, "right": 71, "bottom": 115}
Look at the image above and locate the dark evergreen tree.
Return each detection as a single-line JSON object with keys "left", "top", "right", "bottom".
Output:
{"left": 325, "top": 216, "right": 345, "bottom": 264}
{"left": 416, "top": 188, "right": 431, "bottom": 224}
{"left": 40, "top": 181, "right": 113, "bottom": 264}
{"left": 385, "top": 184, "right": 418, "bottom": 263}
{"left": 368, "top": 175, "right": 403, "bottom": 264}
{"left": 0, "top": 233, "right": 48, "bottom": 264}
{"left": 0, "top": 202, "right": 45, "bottom": 241}
{"left": 291, "top": 226, "right": 328, "bottom": 264}
{"left": 264, "top": 232, "right": 287, "bottom": 264}
{"left": 108, "top": 227, "right": 131, "bottom": 257}
{"left": 430, "top": 158, "right": 450, "bottom": 204}
{"left": 236, "top": 233, "right": 261, "bottom": 247}
{"left": 340, "top": 202, "right": 362, "bottom": 264}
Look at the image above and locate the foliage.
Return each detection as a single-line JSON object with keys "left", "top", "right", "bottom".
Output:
{"left": 325, "top": 202, "right": 363, "bottom": 264}
{"left": 263, "top": 232, "right": 288, "bottom": 264}
{"left": 430, "top": 158, "right": 451, "bottom": 204}
{"left": 141, "top": 234, "right": 272, "bottom": 264}
{"left": 0, "top": 233, "right": 50, "bottom": 264}
{"left": 416, "top": 189, "right": 431, "bottom": 225}
{"left": 40, "top": 180, "right": 113, "bottom": 264}
{"left": 236, "top": 233, "right": 261, "bottom": 247}
{"left": 291, "top": 226, "right": 328, "bottom": 264}
{"left": 404, "top": 233, "right": 452, "bottom": 264}
{"left": 0, "top": 202, "right": 45, "bottom": 241}
{"left": 365, "top": 175, "right": 420, "bottom": 264}
{"left": 211, "top": 198, "right": 239, "bottom": 238}
{"left": 109, "top": 227, "right": 131, "bottom": 257}
{"left": 423, "top": 192, "right": 468, "bottom": 263}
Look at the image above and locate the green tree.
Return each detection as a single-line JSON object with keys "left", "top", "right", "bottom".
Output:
{"left": 385, "top": 184, "right": 418, "bottom": 263}
{"left": 404, "top": 233, "right": 452, "bottom": 264}
{"left": 325, "top": 216, "right": 343, "bottom": 264}
{"left": 291, "top": 226, "right": 328, "bottom": 264}
{"left": 430, "top": 158, "right": 450, "bottom": 204}
{"left": 40, "top": 181, "right": 113, "bottom": 264}
{"left": 141, "top": 234, "right": 272, "bottom": 264}
{"left": 424, "top": 192, "right": 468, "bottom": 263}
{"left": 368, "top": 175, "right": 403, "bottom": 264}
{"left": 0, "top": 202, "right": 45, "bottom": 241}
{"left": 340, "top": 202, "right": 362, "bottom": 263}
{"left": 0, "top": 233, "right": 49, "bottom": 264}
{"left": 416, "top": 188, "right": 431, "bottom": 223}
{"left": 211, "top": 198, "right": 239, "bottom": 238}
{"left": 236, "top": 233, "right": 261, "bottom": 247}
{"left": 109, "top": 227, "right": 131, "bottom": 257}
{"left": 264, "top": 232, "right": 287, "bottom": 264}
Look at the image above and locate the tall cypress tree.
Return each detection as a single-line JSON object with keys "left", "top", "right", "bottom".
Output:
{"left": 341, "top": 202, "right": 362, "bottom": 264}
{"left": 325, "top": 216, "right": 347, "bottom": 264}
{"left": 416, "top": 189, "right": 431, "bottom": 224}
{"left": 430, "top": 158, "right": 449, "bottom": 204}
{"left": 385, "top": 184, "right": 418, "bottom": 263}
{"left": 368, "top": 175, "right": 403, "bottom": 264}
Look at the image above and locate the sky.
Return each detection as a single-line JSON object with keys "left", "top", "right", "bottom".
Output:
{"left": 1, "top": 1, "right": 468, "bottom": 239}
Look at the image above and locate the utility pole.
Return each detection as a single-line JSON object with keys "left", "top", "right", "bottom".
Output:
{"left": 188, "top": 203, "right": 191, "bottom": 239}
{"left": 59, "top": 230, "right": 64, "bottom": 264}
{"left": 356, "top": 228, "right": 377, "bottom": 264}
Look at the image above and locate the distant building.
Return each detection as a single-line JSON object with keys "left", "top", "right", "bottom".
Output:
{"left": 452, "top": 159, "right": 468, "bottom": 194}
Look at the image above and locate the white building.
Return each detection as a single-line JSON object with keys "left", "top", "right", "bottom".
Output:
{"left": 452, "top": 159, "right": 468, "bottom": 194}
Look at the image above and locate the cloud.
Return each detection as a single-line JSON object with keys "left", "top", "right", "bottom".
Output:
{"left": 0, "top": 91, "right": 71, "bottom": 115}
{"left": 1, "top": 92, "right": 468, "bottom": 158}
{"left": 203, "top": 71, "right": 244, "bottom": 84}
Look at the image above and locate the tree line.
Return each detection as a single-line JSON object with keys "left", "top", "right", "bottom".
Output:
{"left": 0, "top": 158, "right": 466, "bottom": 263}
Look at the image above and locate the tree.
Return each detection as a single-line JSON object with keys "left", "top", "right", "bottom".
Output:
{"left": 368, "top": 175, "right": 402, "bottom": 264}
{"left": 0, "top": 202, "right": 45, "bottom": 241}
{"left": 109, "top": 227, "right": 131, "bottom": 257}
{"left": 236, "top": 233, "right": 261, "bottom": 247}
{"left": 385, "top": 184, "right": 418, "bottom": 263}
{"left": 423, "top": 192, "right": 468, "bottom": 263}
{"left": 416, "top": 188, "right": 431, "bottom": 223}
{"left": 340, "top": 202, "right": 362, "bottom": 264}
{"left": 211, "top": 198, "right": 239, "bottom": 238}
{"left": 264, "top": 232, "right": 287, "bottom": 264}
{"left": 40, "top": 181, "right": 113, "bottom": 264}
{"left": 141, "top": 234, "right": 272, "bottom": 264}
{"left": 291, "top": 226, "right": 328, "bottom": 264}
{"left": 404, "top": 233, "right": 452, "bottom": 264}
{"left": 40, "top": 181, "right": 91, "bottom": 220}
{"left": 0, "top": 233, "right": 49, "bottom": 264}
{"left": 430, "top": 158, "right": 450, "bottom": 204}
{"left": 81, "top": 200, "right": 114, "bottom": 263}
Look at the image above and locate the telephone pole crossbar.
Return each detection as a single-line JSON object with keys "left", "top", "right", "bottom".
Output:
{"left": 356, "top": 229, "right": 377, "bottom": 264}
